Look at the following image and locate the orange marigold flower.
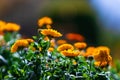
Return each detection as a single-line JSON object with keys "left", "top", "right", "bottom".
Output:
{"left": 74, "top": 42, "right": 87, "bottom": 49}
{"left": 11, "top": 44, "right": 18, "bottom": 53}
{"left": 57, "top": 39, "right": 67, "bottom": 45}
{"left": 57, "top": 44, "right": 74, "bottom": 52}
{"left": 61, "top": 49, "right": 80, "bottom": 57}
{"left": 26, "top": 39, "right": 34, "bottom": 43}
{"left": 82, "top": 47, "right": 95, "bottom": 57}
{"left": 0, "top": 20, "right": 6, "bottom": 35}
{"left": 0, "top": 20, "right": 6, "bottom": 25}
{"left": 4, "top": 23, "right": 20, "bottom": 32}
{"left": 11, "top": 40, "right": 29, "bottom": 53}
{"left": 66, "top": 33, "right": 84, "bottom": 42}
{"left": 94, "top": 46, "right": 112, "bottom": 67}
{"left": 41, "top": 29, "right": 62, "bottom": 37}
{"left": 38, "top": 17, "right": 52, "bottom": 27}
{"left": 48, "top": 47, "right": 54, "bottom": 52}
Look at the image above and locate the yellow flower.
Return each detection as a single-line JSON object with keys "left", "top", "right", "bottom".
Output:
{"left": 61, "top": 49, "right": 80, "bottom": 57}
{"left": 0, "top": 20, "right": 6, "bottom": 35}
{"left": 11, "top": 44, "right": 18, "bottom": 53}
{"left": 41, "top": 29, "right": 62, "bottom": 37}
{"left": 38, "top": 17, "right": 52, "bottom": 27}
{"left": 11, "top": 40, "right": 29, "bottom": 53}
{"left": 48, "top": 47, "right": 54, "bottom": 52}
{"left": 57, "top": 44, "right": 74, "bottom": 52}
{"left": 25, "top": 39, "right": 34, "bottom": 43}
{"left": 73, "top": 60, "right": 77, "bottom": 65}
{"left": 74, "top": 42, "right": 87, "bottom": 49}
{"left": 82, "top": 47, "right": 95, "bottom": 57}
{"left": 4, "top": 23, "right": 20, "bottom": 32}
{"left": 94, "top": 46, "right": 112, "bottom": 67}
{"left": 0, "top": 20, "right": 6, "bottom": 26}
{"left": 65, "top": 33, "right": 85, "bottom": 42}
{"left": 57, "top": 39, "right": 67, "bottom": 45}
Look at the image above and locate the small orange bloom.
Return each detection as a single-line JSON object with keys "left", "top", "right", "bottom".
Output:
{"left": 57, "top": 44, "right": 74, "bottom": 52}
{"left": 82, "top": 47, "right": 95, "bottom": 57}
{"left": 66, "top": 33, "right": 84, "bottom": 41}
{"left": 38, "top": 17, "right": 52, "bottom": 27}
{"left": 48, "top": 47, "right": 54, "bottom": 52}
{"left": 4, "top": 23, "right": 20, "bottom": 32}
{"left": 57, "top": 39, "right": 67, "bottom": 45}
{"left": 61, "top": 49, "right": 80, "bottom": 57}
{"left": 94, "top": 46, "right": 112, "bottom": 67}
{"left": 25, "top": 39, "right": 34, "bottom": 43}
{"left": 11, "top": 39, "right": 34, "bottom": 53}
{"left": 41, "top": 29, "right": 62, "bottom": 37}
{"left": 0, "top": 20, "right": 6, "bottom": 35}
{"left": 74, "top": 42, "right": 87, "bottom": 49}
{"left": 11, "top": 40, "right": 29, "bottom": 53}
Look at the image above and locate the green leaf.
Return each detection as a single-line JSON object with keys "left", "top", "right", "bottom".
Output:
{"left": 4, "top": 32, "right": 12, "bottom": 42}
{"left": 26, "top": 51, "right": 34, "bottom": 60}
{"left": 32, "top": 36, "right": 37, "bottom": 40}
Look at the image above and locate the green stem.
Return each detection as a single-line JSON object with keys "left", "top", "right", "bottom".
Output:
{"left": 89, "top": 60, "right": 92, "bottom": 80}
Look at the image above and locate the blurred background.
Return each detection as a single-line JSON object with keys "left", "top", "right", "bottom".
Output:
{"left": 0, "top": 0, "right": 120, "bottom": 60}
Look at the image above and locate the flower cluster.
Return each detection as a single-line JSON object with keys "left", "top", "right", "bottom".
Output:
{"left": 0, "top": 17, "right": 120, "bottom": 80}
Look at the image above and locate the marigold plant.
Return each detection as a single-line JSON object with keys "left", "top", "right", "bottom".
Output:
{"left": 0, "top": 17, "right": 120, "bottom": 80}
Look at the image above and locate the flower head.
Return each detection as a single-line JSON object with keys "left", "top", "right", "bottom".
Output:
{"left": 57, "top": 39, "right": 67, "bottom": 45}
{"left": 57, "top": 44, "right": 74, "bottom": 52}
{"left": 25, "top": 39, "right": 34, "bottom": 43}
{"left": 74, "top": 42, "right": 87, "bottom": 49}
{"left": 94, "top": 46, "right": 112, "bottom": 67}
{"left": 41, "top": 29, "right": 62, "bottom": 37}
{"left": 11, "top": 39, "right": 33, "bottom": 53}
{"left": 11, "top": 40, "right": 29, "bottom": 53}
{"left": 48, "top": 47, "right": 54, "bottom": 52}
{"left": 66, "top": 33, "right": 84, "bottom": 41}
{"left": 0, "top": 20, "right": 6, "bottom": 35}
{"left": 38, "top": 17, "right": 52, "bottom": 27}
{"left": 4, "top": 23, "right": 20, "bottom": 32}
{"left": 61, "top": 49, "right": 80, "bottom": 57}
{"left": 82, "top": 47, "right": 95, "bottom": 57}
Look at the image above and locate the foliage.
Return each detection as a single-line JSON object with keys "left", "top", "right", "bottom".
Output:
{"left": 0, "top": 17, "right": 120, "bottom": 80}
